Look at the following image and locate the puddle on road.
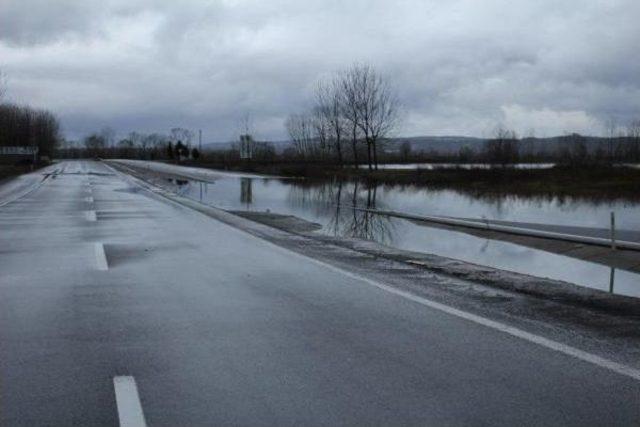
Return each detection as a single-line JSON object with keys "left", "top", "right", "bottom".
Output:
{"left": 152, "top": 174, "right": 640, "bottom": 298}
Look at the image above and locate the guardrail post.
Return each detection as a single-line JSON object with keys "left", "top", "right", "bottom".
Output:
{"left": 609, "top": 268, "right": 615, "bottom": 293}
{"left": 610, "top": 211, "right": 617, "bottom": 250}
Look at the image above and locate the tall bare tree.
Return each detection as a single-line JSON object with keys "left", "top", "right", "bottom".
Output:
{"left": 311, "top": 105, "right": 330, "bottom": 158}
{"left": 285, "top": 113, "right": 315, "bottom": 158}
{"left": 341, "top": 64, "right": 398, "bottom": 171}
{"left": 485, "top": 126, "right": 519, "bottom": 167}
{"left": 170, "top": 127, "right": 194, "bottom": 147}
{"left": 99, "top": 127, "right": 116, "bottom": 148}
{"left": 627, "top": 119, "right": 640, "bottom": 161}
{"left": 604, "top": 117, "right": 618, "bottom": 161}
{"left": 339, "top": 68, "right": 362, "bottom": 167}
{"left": 315, "top": 79, "right": 345, "bottom": 165}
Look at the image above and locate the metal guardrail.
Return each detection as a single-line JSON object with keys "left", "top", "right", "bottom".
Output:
{"left": 343, "top": 205, "right": 640, "bottom": 252}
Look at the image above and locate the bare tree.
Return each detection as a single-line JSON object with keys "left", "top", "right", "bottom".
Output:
{"left": 125, "top": 131, "right": 152, "bottom": 158}
{"left": 485, "top": 126, "right": 519, "bottom": 167}
{"left": 567, "top": 133, "right": 588, "bottom": 165}
{"left": 117, "top": 138, "right": 135, "bottom": 158}
{"left": 311, "top": 106, "right": 330, "bottom": 158}
{"left": 315, "top": 79, "right": 345, "bottom": 165}
{"left": 128, "top": 131, "right": 144, "bottom": 147}
{"left": 399, "top": 141, "right": 412, "bottom": 162}
{"left": 604, "top": 117, "right": 618, "bottom": 161}
{"left": 339, "top": 69, "right": 362, "bottom": 167}
{"left": 84, "top": 133, "right": 107, "bottom": 156}
{"left": 94, "top": 127, "right": 114, "bottom": 149}
{"left": 33, "top": 109, "right": 60, "bottom": 157}
{"left": 285, "top": 113, "right": 315, "bottom": 158}
{"left": 170, "top": 127, "right": 194, "bottom": 147}
{"left": 627, "top": 119, "right": 640, "bottom": 162}
{"left": 342, "top": 64, "right": 398, "bottom": 171}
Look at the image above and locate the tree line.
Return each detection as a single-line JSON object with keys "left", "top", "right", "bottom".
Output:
{"left": 57, "top": 127, "right": 202, "bottom": 161}
{"left": 0, "top": 72, "right": 61, "bottom": 160}
{"left": 474, "top": 123, "right": 640, "bottom": 166}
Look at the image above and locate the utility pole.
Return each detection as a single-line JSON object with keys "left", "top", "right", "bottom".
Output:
{"left": 199, "top": 129, "right": 202, "bottom": 152}
{"left": 610, "top": 211, "right": 616, "bottom": 250}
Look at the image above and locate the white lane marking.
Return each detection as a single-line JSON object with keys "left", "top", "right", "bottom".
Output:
{"left": 84, "top": 196, "right": 94, "bottom": 203}
{"left": 84, "top": 210, "right": 97, "bottom": 221}
{"left": 94, "top": 242, "right": 109, "bottom": 271}
{"left": 108, "top": 162, "right": 640, "bottom": 382}
{"left": 113, "top": 376, "right": 147, "bottom": 427}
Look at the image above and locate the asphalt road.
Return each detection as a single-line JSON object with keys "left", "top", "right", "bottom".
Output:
{"left": 1, "top": 160, "right": 639, "bottom": 426}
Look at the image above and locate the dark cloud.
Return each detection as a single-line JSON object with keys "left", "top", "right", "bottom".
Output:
{"left": 1, "top": 0, "right": 639, "bottom": 141}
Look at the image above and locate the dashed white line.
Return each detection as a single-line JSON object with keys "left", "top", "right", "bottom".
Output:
{"left": 84, "top": 210, "right": 97, "bottom": 221}
{"left": 94, "top": 242, "right": 108, "bottom": 271}
{"left": 113, "top": 376, "right": 147, "bottom": 427}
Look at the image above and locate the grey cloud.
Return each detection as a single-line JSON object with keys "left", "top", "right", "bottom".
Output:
{"left": 0, "top": 0, "right": 107, "bottom": 45}
{"left": 1, "top": 0, "right": 639, "bottom": 141}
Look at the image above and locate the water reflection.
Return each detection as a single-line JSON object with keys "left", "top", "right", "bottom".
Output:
{"left": 610, "top": 268, "right": 615, "bottom": 294}
{"left": 335, "top": 182, "right": 395, "bottom": 245}
{"left": 152, "top": 173, "right": 640, "bottom": 297}
{"left": 240, "top": 178, "right": 253, "bottom": 206}
{"left": 287, "top": 180, "right": 396, "bottom": 245}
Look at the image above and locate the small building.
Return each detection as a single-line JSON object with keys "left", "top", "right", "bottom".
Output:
{"left": 0, "top": 146, "right": 39, "bottom": 165}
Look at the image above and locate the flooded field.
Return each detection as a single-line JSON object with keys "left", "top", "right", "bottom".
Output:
{"left": 355, "top": 163, "right": 556, "bottom": 170}
{"left": 150, "top": 173, "right": 640, "bottom": 297}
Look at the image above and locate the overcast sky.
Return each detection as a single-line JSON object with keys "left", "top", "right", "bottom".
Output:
{"left": 1, "top": 0, "right": 639, "bottom": 142}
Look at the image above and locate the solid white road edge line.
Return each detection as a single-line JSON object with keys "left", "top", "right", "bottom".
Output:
{"left": 107, "top": 161, "right": 640, "bottom": 382}
{"left": 94, "top": 242, "right": 108, "bottom": 271}
{"left": 113, "top": 376, "right": 147, "bottom": 427}
{"left": 85, "top": 210, "right": 97, "bottom": 221}
{"left": 289, "top": 246, "right": 640, "bottom": 382}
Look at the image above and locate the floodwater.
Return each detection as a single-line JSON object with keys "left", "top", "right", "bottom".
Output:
{"left": 154, "top": 174, "right": 640, "bottom": 298}
{"left": 356, "top": 163, "right": 556, "bottom": 170}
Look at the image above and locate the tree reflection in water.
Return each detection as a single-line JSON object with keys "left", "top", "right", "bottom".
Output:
{"left": 286, "top": 178, "right": 396, "bottom": 245}
{"left": 240, "top": 178, "right": 253, "bottom": 206}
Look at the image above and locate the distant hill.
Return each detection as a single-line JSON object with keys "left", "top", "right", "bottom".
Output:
{"left": 203, "top": 135, "right": 631, "bottom": 155}
{"left": 202, "top": 140, "right": 291, "bottom": 153}
{"left": 385, "top": 136, "right": 486, "bottom": 154}
{"left": 383, "top": 135, "right": 637, "bottom": 154}
{"left": 202, "top": 137, "right": 487, "bottom": 154}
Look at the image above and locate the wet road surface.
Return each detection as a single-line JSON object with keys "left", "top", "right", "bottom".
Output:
{"left": 1, "top": 160, "right": 639, "bottom": 426}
